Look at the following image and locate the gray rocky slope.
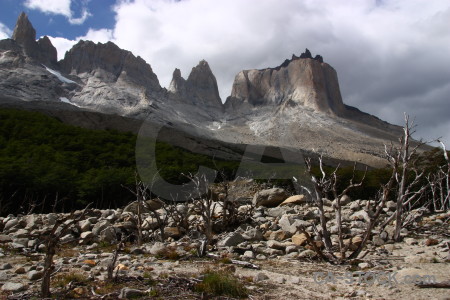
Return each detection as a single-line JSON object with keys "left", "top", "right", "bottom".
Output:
{"left": 0, "top": 13, "right": 406, "bottom": 167}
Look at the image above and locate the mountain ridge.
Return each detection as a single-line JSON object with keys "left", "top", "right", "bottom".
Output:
{"left": 0, "top": 13, "right": 407, "bottom": 167}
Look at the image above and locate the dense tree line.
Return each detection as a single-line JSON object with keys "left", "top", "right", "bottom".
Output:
{"left": 0, "top": 109, "right": 239, "bottom": 215}
{"left": 1, "top": 108, "right": 447, "bottom": 216}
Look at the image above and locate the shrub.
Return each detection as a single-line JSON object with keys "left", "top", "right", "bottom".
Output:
{"left": 195, "top": 268, "right": 248, "bottom": 298}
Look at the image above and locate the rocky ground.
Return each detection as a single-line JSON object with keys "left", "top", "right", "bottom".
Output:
{"left": 0, "top": 185, "right": 449, "bottom": 299}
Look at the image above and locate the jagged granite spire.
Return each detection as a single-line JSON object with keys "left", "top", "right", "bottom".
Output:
{"left": 12, "top": 12, "right": 37, "bottom": 57}
{"left": 11, "top": 12, "right": 57, "bottom": 66}
{"left": 169, "top": 60, "right": 223, "bottom": 111}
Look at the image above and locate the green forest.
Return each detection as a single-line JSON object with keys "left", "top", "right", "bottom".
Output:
{"left": 0, "top": 108, "right": 239, "bottom": 215}
{"left": 0, "top": 108, "right": 447, "bottom": 216}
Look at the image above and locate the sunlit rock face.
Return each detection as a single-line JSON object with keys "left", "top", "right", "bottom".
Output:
{"left": 225, "top": 49, "right": 345, "bottom": 117}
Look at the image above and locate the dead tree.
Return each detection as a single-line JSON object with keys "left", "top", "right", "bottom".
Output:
{"left": 428, "top": 140, "right": 450, "bottom": 210}
{"left": 384, "top": 114, "right": 428, "bottom": 241}
{"left": 123, "top": 172, "right": 167, "bottom": 244}
{"left": 40, "top": 204, "right": 92, "bottom": 298}
{"left": 185, "top": 172, "right": 217, "bottom": 247}
{"left": 300, "top": 156, "right": 334, "bottom": 251}
{"left": 299, "top": 156, "right": 366, "bottom": 262}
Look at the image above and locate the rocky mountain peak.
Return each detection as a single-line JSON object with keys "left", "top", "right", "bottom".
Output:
{"left": 10, "top": 12, "right": 57, "bottom": 66}
{"left": 60, "top": 40, "right": 160, "bottom": 89}
{"left": 169, "top": 60, "right": 223, "bottom": 111}
{"left": 225, "top": 49, "right": 345, "bottom": 116}
{"left": 12, "top": 12, "right": 36, "bottom": 47}
{"left": 168, "top": 68, "right": 186, "bottom": 93}
{"left": 12, "top": 12, "right": 38, "bottom": 57}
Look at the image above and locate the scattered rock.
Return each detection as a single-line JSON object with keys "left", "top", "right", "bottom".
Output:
{"left": 0, "top": 234, "right": 12, "bottom": 243}
{"left": 253, "top": 272, "right": 269, "bottom": 282}
{"left": 27, "top": 270, "right": 43, "bottom": 280}
{"left": 217, "top": 232, "right": 246, "bottom": 247}
{"left": 425, "top": 238, "right": 439, "bottom": 246}
{"left": 404, "top": 238, "right": 418, "bottom": 245}
{"left": 119, "top": 287, "right": 146, "bottom": 299}
{"left": 242, "top": 251, "right": 255, "bottom": 259}
{"left": 253, "top": 188, "right": 288, "bottom": 207}
{"left": 149, "top": 242, "right": 166, "bottom": 255}
{"left": 298, "top": 249, "right": 316, "bottom": 258}
{"left": 165, "top": 227, "right": 182, "bottom": 239}
{"left": 0, "top": 263, "right": 12, "bottom": 270}
{"left": 291, "top": 233, "right": 308, "bottom": 246}
{"left": 1, "top": 282, "right": 28, "bottom": 292}
{"left": 279, "top": 195, "right": 307, "bottom": 206}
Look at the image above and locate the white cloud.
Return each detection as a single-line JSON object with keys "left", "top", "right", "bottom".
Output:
{"left": 24, "top": 0, "right": 91, "bottom": 25}
{"left": 47, "top": 36, "right": 77, "bottom": 60}
{"left": 48, "top": 0, "right": 450, "bottom": 143}
{"left": 0, "top": 22, "right": 12, "bottom": 39}
{"left": 82, "top": 28, "right": 113, "bottom": 43}
{"left": 68, "top": 8, "right": 91, "bottom": 25}
{"left": 24, "top": 0, "right": 72, "bottom": 17}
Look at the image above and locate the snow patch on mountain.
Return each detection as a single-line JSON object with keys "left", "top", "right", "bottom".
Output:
{"left": 44, "top": 65, "right": 76, "bottom": 84}
{"left": 59, "top": 97, "right": 79, "bottom": 107}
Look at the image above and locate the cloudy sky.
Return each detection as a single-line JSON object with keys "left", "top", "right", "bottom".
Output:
{"left": 0, "top": 0, "right": 449, "bottom": 143}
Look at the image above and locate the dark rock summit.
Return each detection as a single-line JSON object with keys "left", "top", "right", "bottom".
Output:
{"left": 11, "top": 12, "right": 37, "bottom": 57}
{"left": 60, "top": 40, "right": 160, "bottom": 90}
{"left": 169, "top": 60, "right": 223, "bottom": 112}
{"left": 11, "top": 12, "right": 57, "bottom": 66}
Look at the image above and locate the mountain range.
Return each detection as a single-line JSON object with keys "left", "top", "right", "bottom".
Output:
{"left": 0, "top": 13, "right": 405, "bottom": 168}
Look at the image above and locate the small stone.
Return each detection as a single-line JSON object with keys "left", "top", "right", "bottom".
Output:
{"left": 130, "top": 247, "right": 145, "bottom": 255}
{"left": 27, "top": 270, "right": 43, "bottom": 280}
{"left": 83, "top": 260, "right": 97, "bottom": 267}
{"left": 80, "top": 231, "right": 94, "bottom": 244}
{"left": 0, "top": 271, "right": 10, "bottom": 281}
{"left": 118, "top": 287, "right": 146, "bottom": 299}
{"left": 115, "top": 264, "right": 129, "bottom": 271}
{"left": 404, "top": 238, "right": 418, "bottom": 245}
{"left": 291, "top": 233, "right": 307, "bottom": 246}
{"left": 386, "top": 201, "right": 396, "bottom": 211}
{"left": 165, "top": 227, "right": 182, "bottom": 239}
{"left": 372, "top": 236, "right": 384, "bottom": 246}
{"left": 425, "top": 238, "right": 439, "bottom": 246}
{"left": 0, "top": 234, "right": 12, "bottom": 243}
{"left": 358, "top": 262, "right": 370, "bottom": 269}
{"left": 253, "top": 272, "right": 269, "bottom": 282}
{"left": 0, "top": 263, "right": 12, "bottom": 270}
{"left": 349, "top": 201, "right": 360, "bottom": 211}
{"left": 275, "top": 277, "right": 286, "bottom": 284}
{"left": 267, "top": 240, "right": 286, "bottom": 250}
{"left": 149, "top": 242, "right": 166, "bottom": 255}
{"left": 242, "top": 251, "right": 255, "bottom": 259}
{"left": 279, "top": 195, "right": 307, "bottom": 206}
{"left": 1, "top": 282, "right": 28, "bottom": 292}
{"left": 73, "top": 287, "right": 87, "bottom": 295}
{"left": 285, "top": 245, "right": 298, "bottom": 254}
{"left": 217, "top": 232, "right": 246, "bottom": 247}
{"left": 269, "top": 230, "right": 291, "bottom": 241}
{"left": 4, "top": 219, "right": 19, "bottom": 231}
{"left": 14, "top": 267, "right": 26, "bottom": 274}
{"left": 253, "top": 188, "right": 288, "bottom": 207}
{"left": 285, "top": 252, "right": 299, "bottom": 259}
{"left": 298, "top": 249, "right": 316, "bottom": 258}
